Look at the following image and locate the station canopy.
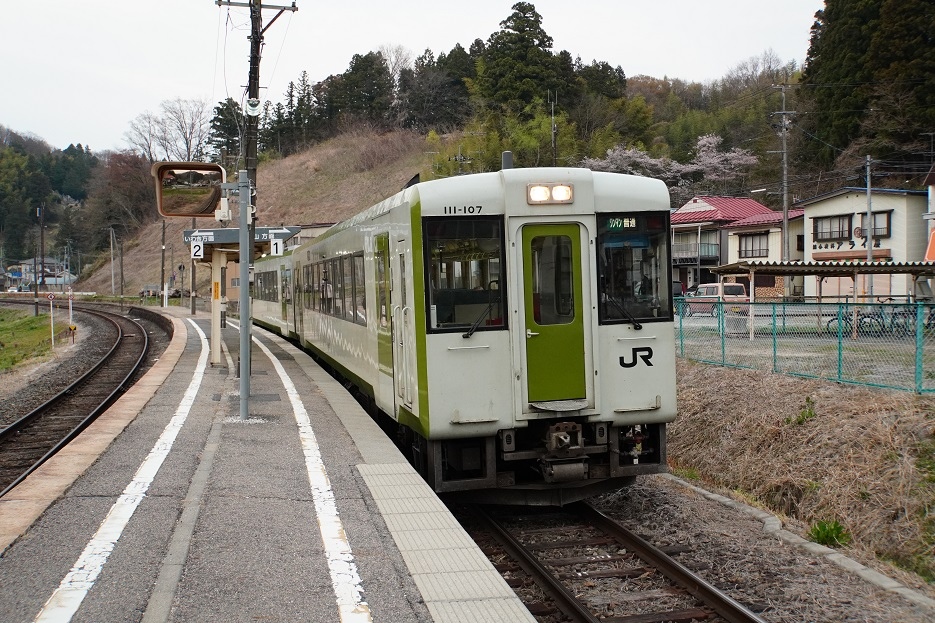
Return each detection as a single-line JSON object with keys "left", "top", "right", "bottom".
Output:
{"left": 711, "top": 259, "right": 935, "bottom": 302}
{"left": 712, "top": 260, "right": 935, "bottom": 279}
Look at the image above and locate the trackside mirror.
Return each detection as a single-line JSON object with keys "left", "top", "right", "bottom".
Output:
{"left": 151, "top": 162, "right": 228, "bottom": 220}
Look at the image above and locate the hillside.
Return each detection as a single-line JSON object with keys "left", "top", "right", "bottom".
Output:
{"left": 78, "top": 130, "right": 430, "bottom": 295}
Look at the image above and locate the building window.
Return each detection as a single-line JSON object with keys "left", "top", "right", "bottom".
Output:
{"left": 860, "top": 211, "right": 891, "bottom": 239}
{"left": 813, "top": 215, "right": 852, "bottom": 241}
{"left": 738, "top": 233, "right": 768, "bottom": 258}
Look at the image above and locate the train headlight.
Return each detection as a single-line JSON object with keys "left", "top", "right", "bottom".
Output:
{"left": 527, "top": 183, "right": 574, "bottom": 205}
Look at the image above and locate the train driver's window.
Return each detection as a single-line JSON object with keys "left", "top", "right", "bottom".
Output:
{"left": 423, "top": 216, "right": 506, "bottom": 332}
{"left": 596, "top": 212, "right": 672, "bottom": 324}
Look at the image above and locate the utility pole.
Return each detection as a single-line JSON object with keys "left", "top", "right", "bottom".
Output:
{"left": 161, "top": 219, "right": 166, "bottom": 307}
{"left": 770, "top": 84, "right": 795, "bottom": 299}
{"left": 119, "top": 237, "right": 125, "bottom": 298}
{"left": 865, "top": 155, "right": 873, "bottom": 263}
{"left": 217, "top": 0, "right": 297, "bottom": 254}
{"left": 109, "top": 227, "right": 115, "bottom": 295}
{"left": 772, "top": 84, "right": 794, "bottom": 264}
{"left": 38, "top": 203, "right": 45, "bottom": 293}
{"left": 549, "top": 91, "right": 557, "bottom": 167}
{"left": 216, "top": 0, "right": 297, "bottom": 391}
{"left": 865, "top": 155, "right": 874, "bottom": 299}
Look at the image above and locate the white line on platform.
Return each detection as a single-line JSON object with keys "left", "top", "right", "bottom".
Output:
{"left": 33, "top": 319, "right": 209, "bottom": 623}
{"left": 251, "top": 332, "right": 372, "bottom": 623}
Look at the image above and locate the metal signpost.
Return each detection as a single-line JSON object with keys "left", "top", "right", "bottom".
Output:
{"left": 238, "top": 171, "right": 251, "bottom": 420}
{"left": 153, "top": 160, "right": 299, "bottom": 422}
{"left": 47, "top": 293, "right": 55, "bottom": 349}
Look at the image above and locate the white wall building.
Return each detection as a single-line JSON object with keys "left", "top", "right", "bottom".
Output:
{"left": 796, "top": 188, "right": 929, "bottom": 300}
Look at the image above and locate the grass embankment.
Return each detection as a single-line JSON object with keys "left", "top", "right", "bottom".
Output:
{"left": 669, "top": 359, "right": 935, "bottom": 583}
{"left": 0, "top": 308, "right": 54, "bottom": 372}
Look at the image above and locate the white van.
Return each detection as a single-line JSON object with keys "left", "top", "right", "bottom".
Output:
{"left": 684, "top": 282, "right": 748, "bottom": 317}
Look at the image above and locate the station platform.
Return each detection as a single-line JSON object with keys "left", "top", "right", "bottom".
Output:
{"left": 0, "top": 307, "right": 536, "bottom": 623}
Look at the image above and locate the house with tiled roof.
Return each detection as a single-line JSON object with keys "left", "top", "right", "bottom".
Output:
{"left": 671, "top": 196, "right": 773, "bottom": 290}
{"left": 723, "top": 208, "right": 805, "bottom": 297}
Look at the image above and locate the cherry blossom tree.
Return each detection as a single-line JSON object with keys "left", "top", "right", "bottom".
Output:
{"left": 582, "top": 134, "right": 757, "bottom": 206}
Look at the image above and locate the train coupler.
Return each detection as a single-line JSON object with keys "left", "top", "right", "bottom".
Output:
{"left": 539, "top": 457, "right": 589, "bottom": 483}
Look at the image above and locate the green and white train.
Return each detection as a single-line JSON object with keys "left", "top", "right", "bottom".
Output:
{"left": 253, "top": 166, "right": 677, "bottom": 505}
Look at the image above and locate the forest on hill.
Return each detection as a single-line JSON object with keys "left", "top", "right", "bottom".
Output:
{"left": 1, "top": 0, "right": 933, "bottom": 285}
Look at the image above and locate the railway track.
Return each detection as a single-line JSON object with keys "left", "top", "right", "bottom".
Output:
{"left": 0, "top": 307, "right": 149, "bottom": 496}
{"left": 462, "top": 501, "right": 767, "bottom": 623}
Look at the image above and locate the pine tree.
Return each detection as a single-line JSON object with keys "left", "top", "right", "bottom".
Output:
{"left": 800, "top": 0, "right": 935, "bottom": 169}
{"left": 474, "top": 2, "right": 562, "bottom": 114}
{"left": 800, "top": 0, "right": 879, "bottom": 167}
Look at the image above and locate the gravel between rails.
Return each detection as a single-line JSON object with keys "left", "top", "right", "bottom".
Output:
{"left": 592, "top": 475, "right": 935, "bottom": 623}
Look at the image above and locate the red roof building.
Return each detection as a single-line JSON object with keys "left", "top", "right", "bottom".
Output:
{"left": 671, "top": 196, "right": 775, "bottom": 290}
{"left": 671, "top": 196, "right": 773, "bottom": 225}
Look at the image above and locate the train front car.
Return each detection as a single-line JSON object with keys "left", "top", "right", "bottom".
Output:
{"left": 417, "top": 168, "right": 676, "bottom": 505}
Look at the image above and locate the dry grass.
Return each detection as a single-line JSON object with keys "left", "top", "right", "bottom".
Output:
{"left": 670, "top": 359, "right": 935, "bottom": 581}
{"left": 257, "top": 129, "right": 429, "bottom": 227}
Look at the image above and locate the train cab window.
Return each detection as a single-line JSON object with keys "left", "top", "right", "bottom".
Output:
{"left": 597, "top": 212, "right": 672, "bottom": 324}
{"left": 423, "top": 216, "right": 506, "bottom": 333}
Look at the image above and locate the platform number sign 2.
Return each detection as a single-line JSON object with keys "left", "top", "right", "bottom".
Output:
{"left": 191, "top": 241, "right": 204, "bottom": 259}
{"left": 271, "top": 238, "right": 284, "bottom": 256}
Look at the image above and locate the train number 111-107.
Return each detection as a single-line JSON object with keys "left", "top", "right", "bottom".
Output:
{"left": 443, "top": 205, "right": 483, "bottom": 215}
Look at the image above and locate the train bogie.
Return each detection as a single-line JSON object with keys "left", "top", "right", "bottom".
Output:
{"left": 254, "top": 167, "right": 677, "bottom": 505}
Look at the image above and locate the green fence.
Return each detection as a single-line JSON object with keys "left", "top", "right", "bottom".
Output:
{"left": 674, "top": 299, "right": 935, "bottom": 394}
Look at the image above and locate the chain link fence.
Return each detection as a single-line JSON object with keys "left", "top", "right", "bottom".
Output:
{"left": 674, "top": 299, "right": 935, "bottom": 394}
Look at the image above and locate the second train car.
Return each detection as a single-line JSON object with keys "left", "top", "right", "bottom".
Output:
{"left": 252, "top": 166, "right": 677, "bottom": 505}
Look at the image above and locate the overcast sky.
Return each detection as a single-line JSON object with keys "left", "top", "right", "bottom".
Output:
{"left": 2, "top": 1, "right": 822, "bottom": 153}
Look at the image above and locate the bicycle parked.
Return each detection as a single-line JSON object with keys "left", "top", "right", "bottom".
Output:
{"left": 826, "top": 298, "right": 932, "bottom": 338}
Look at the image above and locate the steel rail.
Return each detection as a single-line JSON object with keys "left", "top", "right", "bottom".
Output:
{"left": 574, "top": 501, "right": 768, "bottom": 623}
{"left": 0, "top": 308, "right": 149, "bottom": 497}
{"left": 471, "top": 504, "right": 602, "bottom": 623}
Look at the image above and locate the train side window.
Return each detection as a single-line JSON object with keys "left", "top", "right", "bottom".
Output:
{"left": 321, "top": 261, "right": 336, "bottom": 314}
{"left": 313, "top": 263, "right": 321, "bottom": 310}
{"left": 352, "top": 253, "right": 366, "bottom": 325}
{"left": 423, "top": 216, "right": 506, "bottom": 333}
{"left": 332, "top": 259, "right": 344, "bottom": 319}
{"left": 342, "top": 256, "right": 354, "bottom": 322}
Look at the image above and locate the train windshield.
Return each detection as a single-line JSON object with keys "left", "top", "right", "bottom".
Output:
{"left": 596, "top": 212, "right": 672, "bottom": 323}
{"left": 423, "top": 216, "right": 506, "bottom": 333}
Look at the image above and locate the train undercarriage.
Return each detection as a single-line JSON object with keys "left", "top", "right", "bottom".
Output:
{"left": 400, "top": 420, "right": 667, "bottom": 506}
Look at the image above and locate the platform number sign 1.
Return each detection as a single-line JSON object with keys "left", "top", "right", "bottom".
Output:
{"left": 191, "top": 240, "right": 204, "bottom": 259}
{"left": 271, "top": 238, "right": 284, "bottom": 256}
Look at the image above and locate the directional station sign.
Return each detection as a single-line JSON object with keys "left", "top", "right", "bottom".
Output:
{"left": 183, "top": 226, "right": 301, "bottom": 262}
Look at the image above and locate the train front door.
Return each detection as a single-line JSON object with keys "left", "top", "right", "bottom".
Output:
{"left": 520, "top": 223, "right": 587, "bottom": 405}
